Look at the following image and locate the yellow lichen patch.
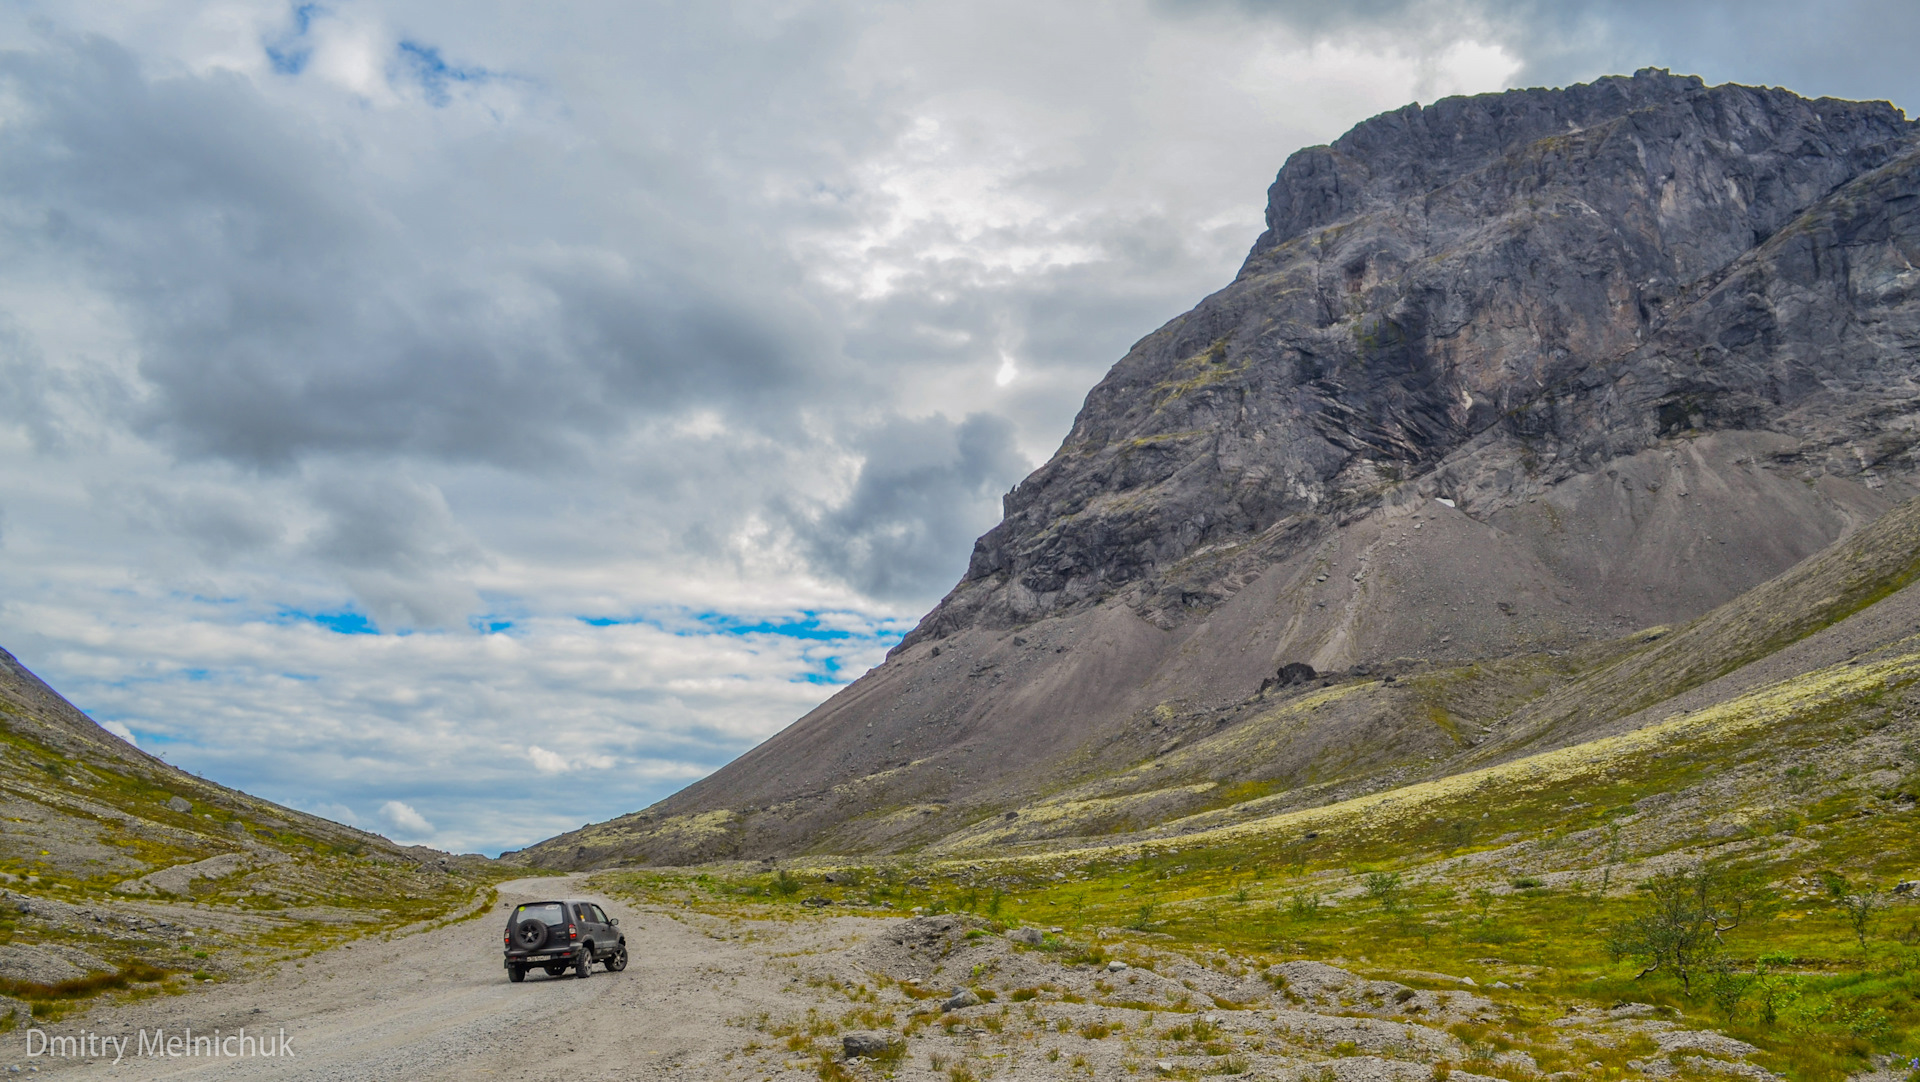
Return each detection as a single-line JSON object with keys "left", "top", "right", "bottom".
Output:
{"left": 922, "top": 783, "right": 1220, "bottom": 855}
{"left": 1048, "top": 649, "right": 1920, "bottom": 862}
{"left": 1101, "top": 681, "right": 1375, "bottom": 789}
{"left": 576, "top": 808, "right": 737, "bottom": 850}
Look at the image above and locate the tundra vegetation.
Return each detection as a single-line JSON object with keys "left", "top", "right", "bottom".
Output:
{"left": 596, "top": 656, "right": 1920, "bottom": 1082}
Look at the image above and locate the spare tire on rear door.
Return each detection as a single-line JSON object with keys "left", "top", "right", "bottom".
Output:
{"left": 513, "top": 919, "right": 548, "bottom": 950}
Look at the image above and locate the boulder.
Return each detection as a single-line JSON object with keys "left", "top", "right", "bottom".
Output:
{"left": 1259, "top": 663, "right": 1319, "bottom": 694}
{"left": 1007, "top": 927, "right": 1043, "bottom": 946}
{"left": 842, "top": 1031, "right": 893, "bottom": 1058}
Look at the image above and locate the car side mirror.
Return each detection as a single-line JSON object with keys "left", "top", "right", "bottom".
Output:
{"left": 609, "top": 918, "right": 619, "bottom": 926}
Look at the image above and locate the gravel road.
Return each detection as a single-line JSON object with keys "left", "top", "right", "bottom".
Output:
{"left": 13, "top": 875, "right": 810, "bottom": 1080}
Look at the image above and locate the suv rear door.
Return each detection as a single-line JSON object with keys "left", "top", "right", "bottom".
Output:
{"left": 573, "top": 902, "right": 604, "bottom": 958}
{"left": 590, "top": 904, "right": 616, "bottom": 950}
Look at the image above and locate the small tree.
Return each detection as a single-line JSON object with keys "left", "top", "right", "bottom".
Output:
{"left": 1286, "top": 891, "right": 1322, "bottom": 921}
{"left": 1598, "top": 822, "right": 1625, "bottom": 895}
{"left": 1704, "top": 955, "right": 1753, "bottom": 1021}
{"left": 771, "top": 868, "right": 801, "bottom": 898}
{"left": 1363, "top": 872, "right": 1406, "bottom": 915}
{"left": 1751, "top": 952, "right": 1800, "bottom": 1025}
{"left": 1604, "top": 864, "right": 1774, "bottom": 995}
{"left": 1468, "top": 887, "right": 1496, "bottom": 925}
{"left": 1824, "top": 874, "right": 1886, "bottom": 954}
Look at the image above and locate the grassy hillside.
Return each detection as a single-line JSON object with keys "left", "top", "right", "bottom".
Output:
{"left": 0, "top": 647, "right": 518, "bottom": 1024}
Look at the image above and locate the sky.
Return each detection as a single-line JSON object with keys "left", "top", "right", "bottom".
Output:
{"left": 0, "top": 0, "right": 1914, "bottom": 855}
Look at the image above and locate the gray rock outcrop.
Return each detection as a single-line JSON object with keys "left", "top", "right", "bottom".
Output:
{"left": 115, "top": 852, "right": 250, "bottom": 896}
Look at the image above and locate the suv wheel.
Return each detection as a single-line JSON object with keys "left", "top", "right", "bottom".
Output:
{"left": 606, "top": 944, "right": 628, "bottom": 972}
{"left": 574, "top": 948, "right": 592, "bottom": 979}
{"left": 507, "top": 963, "right": 526, "bottom": 983}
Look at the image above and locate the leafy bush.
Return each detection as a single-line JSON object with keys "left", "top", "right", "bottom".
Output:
{"left": 1822, "top": 873, "right": 1887, "bottom": 952}
{"left": 1364, "top": 872, "right": 1406, "bottom": 914}
{"left": 1603, "top": 864, "right": 1775, "bottom": 995}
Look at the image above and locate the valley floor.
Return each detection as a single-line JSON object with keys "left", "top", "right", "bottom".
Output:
{"left": 9, "top": 871, "right": 1908, "bottom": 1081}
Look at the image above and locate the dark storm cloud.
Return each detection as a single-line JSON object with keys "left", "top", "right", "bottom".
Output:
{"left": 789, "top": 412, "right": 1030, "bottom": 601}
{"left": 113, "top": 482, "right": 286, "bottom": 565}
{"left": 0, "top": 32, "right": 832, "bottom": 475}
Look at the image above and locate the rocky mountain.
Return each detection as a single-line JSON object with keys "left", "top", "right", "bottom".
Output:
{"left": 519, "top": 69, "right": 1920, "bottom": 869}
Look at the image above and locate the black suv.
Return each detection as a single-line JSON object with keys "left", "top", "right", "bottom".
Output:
{"left": 503, "top": 899, "right": 628, "bottom": 982}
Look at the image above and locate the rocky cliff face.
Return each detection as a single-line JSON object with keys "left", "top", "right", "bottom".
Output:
{"left": 521, "top": 70, "right": 1920, "bottom": 868}
{"left": 926, "top": 68, "right": 1915, "bottom": 642}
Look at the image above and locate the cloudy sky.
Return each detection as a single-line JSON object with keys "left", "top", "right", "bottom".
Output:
{"left": 0, "top": 0, "right": 1913, "bottom": 855}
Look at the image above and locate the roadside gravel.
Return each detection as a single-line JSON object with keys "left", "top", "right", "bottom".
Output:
{"left": 12, "top": 875, "right": 806, "bottom": 1080}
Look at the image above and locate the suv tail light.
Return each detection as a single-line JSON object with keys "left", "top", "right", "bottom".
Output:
{"left": 568, "top": 924, "right": 577, "bottom": 939}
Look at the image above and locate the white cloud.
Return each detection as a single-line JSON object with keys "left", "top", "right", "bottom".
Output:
{"left": 526, "top": 746, "right": 570, "bottom": 774}
{"left": 304, "top": 801, "right": 360, "bottom": 827}
{"left": 378, "top": 800, "right": 435, "bottom": 839}
{"left": 11, "top": 0, "right": 1894, "bottom": 856}
{"left": 100, "top": 719, "right": 137, "bottom": 746}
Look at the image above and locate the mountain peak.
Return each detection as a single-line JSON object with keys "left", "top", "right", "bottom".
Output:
{"left": 1252, "top": 69, "right": 1904, "bottom": 258}
{"left": 522, "top": 71, "right": 1920, "bottom": 867}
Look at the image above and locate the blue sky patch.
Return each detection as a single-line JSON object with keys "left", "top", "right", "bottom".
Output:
{"left": 264, "top": 3, "right": 321, "bottom": 75}
{"left": 577, "top": 609, "right": 902, "bottom": 688}
{"left": 397, "top": 41, "right": 493, "bottom": 107}
{"left": 792, "top": 655, "right": 846, "bottom": 685}
{"left": 277, "top": 608, "right": 378, "bottom": 635}
{"left": 578, "top": 609, "right": 906, "bottom": 647}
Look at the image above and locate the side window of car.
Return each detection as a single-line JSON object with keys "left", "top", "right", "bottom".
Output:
{"left": 592, "top": 905, "right": 611, "bottom": 924}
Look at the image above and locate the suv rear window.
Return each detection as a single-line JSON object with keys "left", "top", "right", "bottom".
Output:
{"left": 511, "top": 903, "right": 565, "bottom": 926}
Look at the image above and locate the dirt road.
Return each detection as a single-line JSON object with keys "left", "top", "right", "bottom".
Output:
{"left": 16, "top": 875, "right": 821, "bottom": 1080}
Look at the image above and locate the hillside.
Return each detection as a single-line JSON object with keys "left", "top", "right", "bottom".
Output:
{"left": 0, "top": 646, "right": 500, "bottom": 1022}
{"left": 518, "top": 68, "right": 1920, "bottom": 869}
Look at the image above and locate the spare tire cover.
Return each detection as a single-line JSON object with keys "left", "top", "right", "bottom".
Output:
{"left": 513, "top": 919, "right": 548, "bottom": 949}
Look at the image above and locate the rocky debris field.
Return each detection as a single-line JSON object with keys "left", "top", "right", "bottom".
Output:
{"left": 1, "top": 874, "right": 1876, "bottom": 1081}
{"left": 709, "top": 909, "right": 1808, "bottom": 1082}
